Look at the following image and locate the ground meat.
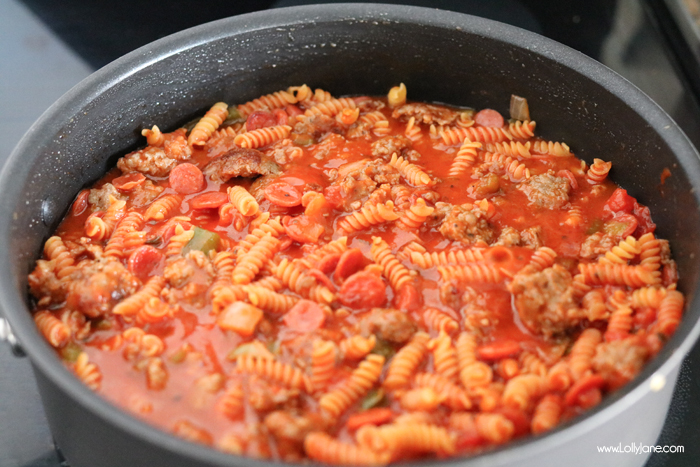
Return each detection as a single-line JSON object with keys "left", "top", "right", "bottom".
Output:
{"left": 364, "top": 308, "right": 417, "bottom": 344}
{"left": 28, "top": 260, "right": 66, "bottom": 306}
{"left": 392, "top": 103, "right": 459, "bottom": 126}
{"left": 264, "top": 411, "right": 327, "bottom": 444}
{"left": 332, "top": 160, "right": 399, "bottom": 211}
{"left": 65, "top": 258, "right": 140, "bottom": 318}
{"left": 164, "top": 257, "right": 195, "bottom": 288}
{"left": 518, "top": 171, "right": 571, "bottom": 210}
{"left": 204, "top": 147, "right": 279, "bottom": 182}
{"left": 345, "top": 121, "right": 372, "bottom": 140}
{"left": 508, "top": 264, "right": 585, "bottom": 338}
{"left": 371, "top": 135, "right": 413, "bottom": 160}
{"left": 403, "top": 149, "right": 423, "bottom": 162}
{"left": 88, "top": 183, "right": 124, "bottom": 212}
{"left": 117, "top": 146, "right": 177, "bottom": 177}
{"left": 494, "top": 226, "right": 521, "bottom": 247}
{"left": 129, "top": 180, "right": 165, "bottom": 208}
{"left": 439, "top": 204, "right": 495, "bottom": 245}
{"left": 356, "top": 98, "right": 386, "bottom": 113}
{"left": 520, "top": 226, "right": 543, "bottom": 249}
{"left": 265, "top": 139, "right": 300, "bottom": 165}
{"left": 293, "top": 114, "right": 343, "bottom": 140}
{"left": 163, "top": 132, "right": 192, "bottom": 161}
{"left": 579, "top": 232, "right": 621, "bottom": 260}
{"left": 592, "top": 337, "right": 649, "bottom": 390}
{"left": 363, "top": 159, "right": 401, "bottom": 185}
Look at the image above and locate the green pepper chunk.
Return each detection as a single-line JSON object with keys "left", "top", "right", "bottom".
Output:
{"left": 60, "top": 342, "right": 82, "bottom": 363}
{"left": 361, "top": 388, "right": 387, "bottom": 410}
{"left": 603, "top": 220, "right": 630, "bottom": 236}
{"left": 292, "top": 133, "right": 315, "bottom": 146}
{"left": 184, "top": 227, "right": 220, "bottom": 255}
{"left": 585, "top": 218, "right": 604, "bottom": 235}
{"left": 370, "top": 338, "right": 396, "bottom": 360}
{"left": 183, "top": 117, "right": 201, "bottom": 135}
{"left": 222, "top": 107, "right": 244, "bottom": 126}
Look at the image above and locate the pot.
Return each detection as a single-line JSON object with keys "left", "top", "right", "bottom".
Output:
{"left": 1, "top": 4, "right": 700, "bottom": 467}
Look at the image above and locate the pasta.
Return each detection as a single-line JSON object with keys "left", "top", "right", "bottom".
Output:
{"left": 28, "top": 85, "right": 685, "bottom": 465}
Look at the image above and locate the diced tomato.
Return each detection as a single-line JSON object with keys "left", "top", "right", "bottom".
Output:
{"left": 346, "top": 408, "right": 394, "bottom": 431}
{"left": 634, "top": 306, "right": 657, "bottom": 328}
{"left": 477, "top": 340, "right": 521, "bottom": 361}
{"left": 565, "top": 374, "right": 605, "bottom": 406}
{"left": 282, "top": 215, "right": 324, "bottom": 243}
{"left": 338, "top": 270, "right": 387, "bottom": 309}
{"left": 495, "top": 406, "right": 529, "bottom": 437}
{"left": 474, "top": 108, "right": 504, "bottom": 128}
{"left": 112, "top": 172, "right": 146, "bottom": 191}
{"left": 633, "top": 203, "right": 656, "bottom": 236}
{"left": 316, "top": 253, "right": 341, "bottom": 275}
{"left": 283, "top": 300, "right": 326, "bottom": 332}
{"left": 334, "top": 248, "right": 367, "bottom": 283}
{"left": 284, "top": 104, "right": 303, "bottom": 118}
{"left": 609, "top": 213, "right": 638, "bottom": 237}
{"left": 190, "top": 192, "right": 228, "bottom": 210}
{"left": 72, "top": 189, "right": 90, "bottom": 216}
{"left": 128, "top": 245, "right": 164, "bottom": 280}
{"left": 323, "top": 185, "right": 344, "bottom": 209}
{"left": 662, "top": 263, "right": 679, "bottom": 287}
{"left": 264, "top": 182, "right": 303, "bottom": 207}
{"left": 169, "top": 163, "right": 204, "bottom": 194}
{"left": 605, "top": 188, "right": 635, "bottom": 214}
{"left": 556, "top": 169, "right": 578, "bottom": 190}
{"left": 394, "top": 283, "right": 421, "bottom": 311}
{"left": 245, "top": 110, "right": 278, "bottom": 131}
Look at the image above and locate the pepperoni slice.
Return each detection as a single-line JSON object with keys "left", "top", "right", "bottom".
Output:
{"left": 283, "top": 299, "right": 326, "bottom": 332}
{"left": 334, "top": 248, "right": 367, "bottom": 283}
{"left": 394, "top": 283, "right": 421, "bottom": 311}
{"left": 338, "top": 270, "right": 387, "bottom": 309}
{"left": 190, "top": 192, "right": 228, "bottom": 210}
{"left": 474, "top": 108, "right": 504, "bottom": 128}
{"left": 274, "top": 108, "right": 290, "bottom": 126}
{"left": 112, "top": 172, "right": 146, "bottom": 191}
{"left": 283, "top": 215, "right": 324, "bottom": 243}
{"left": 72, "top": 189, "right": 90, "bottom": 216}
{"left": 169, "top": 163, "right": 204, "bottom": 194}
{"left": 264, "top": 182, "right": 303, "bottom": 207}
{"left": 128, "top": 245, "right": 164, "bottom": 280}
{"left": 316, "top": 253, "right": 341, "bottom": 275}
{"left": 246, "top": 110, "right": 278, "bottom": 131}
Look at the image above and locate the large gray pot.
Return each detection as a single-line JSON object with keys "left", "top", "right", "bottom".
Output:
{"left": 1, "top": 4, "right": 699, "bottom": 467}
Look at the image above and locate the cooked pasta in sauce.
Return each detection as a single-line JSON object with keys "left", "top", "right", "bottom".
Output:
{"left": 28, "top": 84, "right": 684, "bottom": 464}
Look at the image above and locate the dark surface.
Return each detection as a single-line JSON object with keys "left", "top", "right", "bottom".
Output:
{"left": 2, "top": 1, "right": 700, "bottom": 466}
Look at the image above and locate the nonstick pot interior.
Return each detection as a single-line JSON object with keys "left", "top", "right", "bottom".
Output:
{"left": 2, "top": 4, "right": 700, "bottom": 467}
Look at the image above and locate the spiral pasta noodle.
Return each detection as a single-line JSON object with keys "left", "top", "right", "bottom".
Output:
{"left": 210, "top": 251, "right": 235, "bottom": 299}
{"left": 211, "top": 285, "right": 247, "bottom": 314}
{"left": 142, "top": 125, "right": 165, "bottom": 147}
{"left": 502, "top": 374, "right": 547, "bottom": 410}
{"left": 438, "top": 263, "right": 504, "bottom": 283}
{"left": 145, "top": 194, "right": 183, "bottom": 222}
{"left": 370, "top": 236, "right": 414, "bottom": 292}
{"left": 406, "top": 245, "right": 484, "bottom": 268}
{"left": 388, "top": 153, "right": 433, "bottom": 186}
{"left": 414, "top": 372, "right": 471, "bottom": 410}
{"left": 531, "top": 140, "right": 573, "bottom": 157}
{"left": 136, "top": 297, "right": 174, "bottom": 325}
{"left": 531, "top": 394, "right": 563, "bottom": 434}
{"left": 246, "top": 285, "right": 298, "bottom": 314}
{"left": 305, "top": 432, "right": 390, "bottom": 466}
{"left": 423, "top": 307, "right": 459, "bottom": 335}
{"left": 237, "top": 89, "right": 297, "bottom": 117}
{"left": 481, "top": 151, "right": 530, "bottom": 180}
{"left": 631, "top": 286, "right": 667, "bottom": 308}
{"left": 217, "top": 380, "right": 245, "bottom": 420}
{"left": 384, "top": 332, "right": 430, "bottom": 390}
{"left": 165, "top": 224, "right": 194, "bottom": 257}
{"left": 507, "top": 120, "right": 536, "bottom": 139}
{"left": 484, "top": 140, "right": 531, "bottom": 158}
{"left": 43, "top": 236, "right": 76, "bottom": 280}
{"left": 586, "top": 158, "right": 612, "bottom": 184}
{"left": 304, "top": 97, "right": 356, "bottom": 117}
{"left": 113, "top": 276, "right": 166, "bottom": 317}
{"left": 605, "top": 291, "right": 633, "bottom": 341}
{"left": 311, "top": 339, "right": 337, "bottom": 392}
{"left": 448, "top": 141, "right": 481, "bottom": 177}
{"left": 638, "top": 232, "right": 662, "bottom": 271}
{"left": 519, "top": 352, "right": 548, "bottom": 377}
{"left": 227, "top": 186, "right": 259, "bottom": 217}
{"left": 74, "top": 352, "right": 102, "bottom": 390}
{"left": 234, "top": 125, "right": 292, "bottom": 149}
{"left": 234, "top": 354, "right": 311, "bottom": 392}
{"left": 440, "top": 125, "right": 512, "bottom": 145}
{"left": 104, "top": 212, "right": 145, "bottom": 258}
{"left": 569, "top": 328, "right": 602, "bottom": 380}
{"left": 34, "top": 310, "right": 71, "bottom": 348}
{"left": 319, "top": 354, "right": 384, "bottom": 416}
{"left": 527, "top": 247, "right": 557, "bottom": 272}
{"left": 356, "top": 423, "right": 456, "bottom": 456}
{"left": 577, "top": 263, "right": 660, "bottom": 287}
{"left": 188, "top": 102, "right": 228, "bottom": 147}
{"left": 657, "top": 290, "right": 684, "bottom": 337}
{"left": 273, "top": 258, "right": 335, "bottom": 305}
{"left": 404, "top": 116, "right": 422, "bottom": 140}
{"left": 232, "top": 233, "right": 280, "bottom": 285}
{"left": 475, "top": 413, "right": 514, "bottom": 444}
{"left": 427, "top": 331, "right": 459, "bottom": 382}
{"left": 339, "top": 335, "right": 376, "bottom": 361}
{"left": 304, "top": 236, "right": 348, "bottom": 268}
{"left": 337, "top": 200, "right": 398, "bottom": 235}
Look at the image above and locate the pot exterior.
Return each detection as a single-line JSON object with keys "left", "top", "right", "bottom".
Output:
{"left": 3, "top": 5, "right": 700, "bottom": 467}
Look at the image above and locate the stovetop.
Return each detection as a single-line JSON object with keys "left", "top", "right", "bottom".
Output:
{"left": 2, "top": 0, "right": 700, "bottom": 466}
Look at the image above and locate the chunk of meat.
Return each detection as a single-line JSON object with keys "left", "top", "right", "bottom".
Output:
{"left": 129, "top": 180, "right": 164, "bottom": 208}
{"left": 520, "top": 226, "right": 543, "bottom": 249}
{"left": 293, "top": 114, "right": 343, "bottom": 140}
{"left": 164, "top": 257, "right": 195, "bottom": 288}
{"left": 371, "top": 135, "right": 413, "bottom": 160}
{"left": 203, "top": 147, "right": 279, "bottom": 182}
{"left": 364, "top": 308, "right": 417, "bottom": 344}
{"left": 163, "top": 131, "right": 192, "bottom": 161}
{"left": 508, "top": 264, "right": 585, "bottom": 338}
{"left": 117, "top": 146, "right": 177, "bottom": 177}
{"left": 264, "top": 410, "right": 327, "bottom": 444}
{"left": 28, "top": 260, "right": 66, "bottom": 305}
{"left": 494, "top": 226, "right": 521, "bottom": 247}
{"left": 66, "top": 259, "right": 140, "bottom": 318}
{"left": 579, "top": 232, "right": 621, "bottom": 260}
{"left": 439, "top": 204, "right": 495, "bottom": 245}
{"left": 392, "top": 103, "right": 459, "bottom": 125}
{"left": 518, "top": 171, "right": 571, "bottom": 210}
{"left": 88, "top": 183, "right": 124, "bottom": 212}
{"left": 592, "top": 337, "right": 649, "bottom": 390}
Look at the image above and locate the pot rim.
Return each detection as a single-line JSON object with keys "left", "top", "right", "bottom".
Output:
{"left": 2, "top": 3, "right": 700, "bottom": 466}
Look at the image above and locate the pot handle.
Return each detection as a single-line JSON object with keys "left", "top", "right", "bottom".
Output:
{"left": 0, "top": 317, "right": 26, "bottom": 357}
